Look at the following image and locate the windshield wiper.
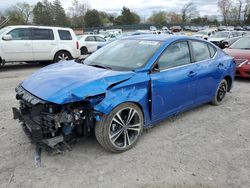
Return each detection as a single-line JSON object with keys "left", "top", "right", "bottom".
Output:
{"left": 89, "top": 64, "right": 112, "bottom": 70}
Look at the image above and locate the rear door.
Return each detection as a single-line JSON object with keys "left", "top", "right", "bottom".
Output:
{"left": 1, "top": 28, "right": 33, "bottom": 61}
{"left": 32, "top": 28, "right": 55, "bottom": 61}
{"left": 189, "top": 40, "right": 220, "bottom": 103}
{"left": 150, "top": 41, "right": 198, "bottom": 121}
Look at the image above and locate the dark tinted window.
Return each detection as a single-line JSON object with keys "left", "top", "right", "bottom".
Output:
{"left": 191, "top": 41, "right": 210, "bottom": 62}
{"left": 58, "top": 30, "right": 72, "bottom": 40}
{"left": 85, "top": 36, "right": 95, "bottom": 41}
{"left": 7, "top": 28, "right": 31, "bottom": 40}
{"left": 33, "top": 28, "right": 54, "bottom": 40}
{"left": 208, "top": 45, "right": 217, "bottom": 58}
{"left": 95, "top": 36, "right": 106, "bottom": 42}
{"left": 158, "top": 41, "right": 191, "bottom": 70}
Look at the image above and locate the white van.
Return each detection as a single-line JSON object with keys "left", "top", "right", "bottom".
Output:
{"left": 0, "top": 25, "right": 80, "bottom": 65}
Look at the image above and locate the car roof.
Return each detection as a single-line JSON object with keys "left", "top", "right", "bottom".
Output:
{"left": 121, "top": 34, "right": 199, "bottom": 42}
{"left": 6, "top": 25, "right": 72, "bottom": 30}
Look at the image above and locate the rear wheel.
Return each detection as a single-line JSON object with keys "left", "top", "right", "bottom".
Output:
{"left": 54, "top": 51, "right": 72, "bottom": 63}
{"left": 95, "top": 103, "right": 144, "bottom": 153}
{"left": 212, "top": 79, "right": 228, "bottom": 105}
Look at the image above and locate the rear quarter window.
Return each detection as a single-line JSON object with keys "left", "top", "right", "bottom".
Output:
{"left": 58, "top": 30, "right": 72, "bottom": 40}
{"left": 191, "top": 41, "right": 211, "bottom": 62}
{"left": 208, "top": 45, "right": 217, "bottom": 58}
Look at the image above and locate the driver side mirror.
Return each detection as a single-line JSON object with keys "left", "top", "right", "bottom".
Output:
{"left": 2, "top": 34, "right": 12, "bottom": 41}
{"left": 151, "top": 64, "right": 160, "bottom": 73}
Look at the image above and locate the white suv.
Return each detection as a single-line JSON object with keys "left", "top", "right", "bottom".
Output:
{"left": 0, "top": 25, "right": 80, "bottom": 65}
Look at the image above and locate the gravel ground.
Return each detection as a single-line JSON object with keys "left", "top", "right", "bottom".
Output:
{"left": 0, "top": 63, "right": 249, "bottom": 188}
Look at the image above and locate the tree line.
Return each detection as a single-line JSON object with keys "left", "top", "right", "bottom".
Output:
{"left": 0, "top": 0, "right": 140, "bottom": 28}
{"left": 0, "top": 0, "right": 250, "bottom": 29}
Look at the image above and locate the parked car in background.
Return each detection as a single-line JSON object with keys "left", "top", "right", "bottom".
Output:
{"left": 218, "top": 26, "right": 227, "bottom": 31}
{"left": 192, "top": 29, "right": 216, "bottom": 40}
{"left": 170, "top": 26, "right": 182, "bottom": 32}
{"left": 224, "top": 36, "right": 250, "bottom": 78}
{"left": 208, "top": 31, "right": 240, "bottom": 48}
{"left": 13, "top": 35, "right": 235, "bottom": 152}
{"left": 78, "top": 35, "right": 106, "bottom": 54}
{"left": 0, "top": 25, "right": 80, "bottom": 66}
{"left": 235, "top": 26, "right": 245, "bottom": 31}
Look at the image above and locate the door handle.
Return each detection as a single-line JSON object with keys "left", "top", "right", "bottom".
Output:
{"left": 188, "top": 71, "right": 197, "bottom": 77}
{"left": 217, "top": 62, "right": 224, "bottom": 67}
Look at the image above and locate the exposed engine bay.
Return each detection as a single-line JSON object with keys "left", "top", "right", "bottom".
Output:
{"left": 13, "top": 85, "right": 100, "bottom": 151}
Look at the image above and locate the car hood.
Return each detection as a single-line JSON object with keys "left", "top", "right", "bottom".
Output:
{"left": 21, "top": 60, "right": 135, "bottom": 104}
{"left": 224, "top": 48, "right": 250, "bottom": 60}
{"left": 209, "top": 37, "right": 226, "bottom": 42}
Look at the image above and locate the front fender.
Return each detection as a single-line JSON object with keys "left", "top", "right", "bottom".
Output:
{"left": 93, "top": 72, "right": 152, "bottom": 126}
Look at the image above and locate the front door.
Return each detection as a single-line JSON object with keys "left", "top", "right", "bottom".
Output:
{"left": 150, "top": 41, "right": 198, "bottom": 121}
{"left": 1, "top": 28, "right": 33, "bottom": 61}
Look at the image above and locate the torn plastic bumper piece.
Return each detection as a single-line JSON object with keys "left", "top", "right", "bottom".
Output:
{"left": 13, "top": 107, "right": 63, "bottom": 147}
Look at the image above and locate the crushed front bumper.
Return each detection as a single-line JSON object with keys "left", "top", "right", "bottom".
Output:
{"left": 13, "top": 107, "right": 64, "bottom": 147}
{"left": 13, "top": 107, "right": 43, "bottom": 143}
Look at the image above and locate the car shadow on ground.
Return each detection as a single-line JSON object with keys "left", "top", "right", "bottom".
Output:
{"left": 235, "top": 77, "right": 250, "bottom": 83}
{"left": 0, "top": 62, "right": 44, "bottom": 72}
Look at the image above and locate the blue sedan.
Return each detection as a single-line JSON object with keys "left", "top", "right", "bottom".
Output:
{"left": 13, "top": 35, "right": 235, "bottom": 152}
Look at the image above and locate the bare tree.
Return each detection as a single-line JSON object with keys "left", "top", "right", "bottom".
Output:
{"left": 14, "top": 2, "right": 33, "bottom": 24}
{"left": 218, "top": 0, "right": 232, "bottom": 24}
{"left": 181, "top": 2, "right": 199, "bottom": 23}
{"left": 68, "top": 0, "right": 89, "bottom": 28}
{"left": 243, "top": 0, "right": 250, "bottom": 21}
{"left": 237, "top": 0, "right": 243, "bottom": 22}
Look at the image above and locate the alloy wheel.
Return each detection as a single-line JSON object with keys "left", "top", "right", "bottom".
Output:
{"left": 109, "top": 107, "right": 142, "bottom": 149}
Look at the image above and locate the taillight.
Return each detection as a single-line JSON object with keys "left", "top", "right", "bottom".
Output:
{"left": 76, "top": 41, "right": 79, "bottom": 49}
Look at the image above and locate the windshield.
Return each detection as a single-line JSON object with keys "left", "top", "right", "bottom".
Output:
{"left": 230, "top": 37, "right": 250, "bottom": 49}
{"left": 84, "top": 39, "right": 162, "bottom": 71}
{"left": 0, "top": 27, "right": 9, "bottom": 35}
{"left": 197, "top": 31, "right": 207, "bottom": 35}
{"left": 214, "top": 32, "right": 229, "bottom": 38}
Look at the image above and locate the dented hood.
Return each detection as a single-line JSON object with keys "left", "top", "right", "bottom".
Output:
{"left": 21, "top": 60, "right": 134, "bottom": 104}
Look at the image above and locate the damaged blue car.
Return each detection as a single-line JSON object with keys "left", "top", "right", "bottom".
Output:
{"left": 13, "top": 35, "right": 235, "bottom": 152}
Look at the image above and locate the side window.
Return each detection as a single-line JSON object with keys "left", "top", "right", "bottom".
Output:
{"left": 58, "top": 30, "right": 72, "bottom": 40}
{"left": 7, "top": 28, "right": 31, "bottom": 40}
{"left": 191, "top": 41, "right": 211, "bottom": 62}
{"left": 95, "top": 36, "right": 106, "bottom": 42}
{"left": 85, "top": 36, "right": 95, "bottom": 41}
{"left": 33, "top": 28, "right": 54, "bottom": 40}
{"left": 208, "top": 45, "right": 217, "bottom": 58}
{"left": 158, "top": 41, "right": 191, "bottom": 70}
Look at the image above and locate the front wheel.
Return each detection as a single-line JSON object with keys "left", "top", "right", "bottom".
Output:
{"left": 212, "top": 79, "right": 228, "bottom": 105}
{"left": 95, "top": 103, "right": 144, "bottom": 153}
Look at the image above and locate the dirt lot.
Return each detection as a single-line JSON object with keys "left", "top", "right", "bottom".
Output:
{"left": 0, "top": 63, "right": 249, "bottom": 188}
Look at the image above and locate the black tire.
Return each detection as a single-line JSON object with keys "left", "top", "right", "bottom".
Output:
{"left": 54, "top": 51, "right": 72, "bottom": 63}
{"left": 95, "top": 103, "right": 144, "bottom": 153}
{"left": 80, "top": 47, "right": 88, "bottom": 55}
{"left": 212, "top": 79, "right": 228, "bottom": 105}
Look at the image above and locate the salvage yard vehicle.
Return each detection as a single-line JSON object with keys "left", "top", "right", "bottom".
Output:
{"left": 0, "top": 25, "right": 80, "bottom": 66}
{"left": 77, "top": 34, "right": 107, "bottom": 55}
{"left": 192, "top": 29, "right": 216, "bottom": 40}
{"left": 208, "top": 31, "right": 241, "bottom": 48}
{"left": 224, "top": 36, "right": 250, "bottom": 78}
{"left": 13, "top": 35, "right": 235, "bottom": 153}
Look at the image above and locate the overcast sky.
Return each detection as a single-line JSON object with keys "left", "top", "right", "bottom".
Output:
{"left": 0, "top": 0, "right": 220, "bottom": 18}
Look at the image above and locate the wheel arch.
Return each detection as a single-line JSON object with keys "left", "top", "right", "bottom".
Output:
{"left": 54, "top": 50, "right": 72, "bottom": 60}
{"left": 224, "top": 75, "right": 233, "bottom": 92}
